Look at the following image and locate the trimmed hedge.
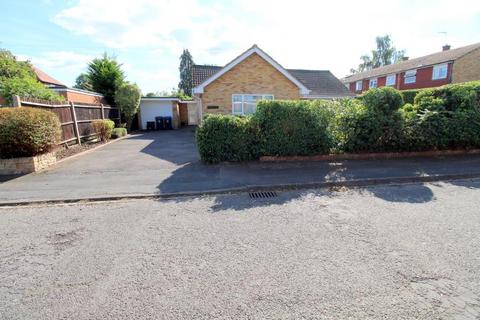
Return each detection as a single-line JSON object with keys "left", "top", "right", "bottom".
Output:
{"left": 91, "top": 119, "right": 115, "bottom": 141}
{"left": 401, "top": 89, "right": 421, "bottom": 104}
{"left": 253, "top": 100, "right": 334, "bottom": 156}
{"left": 0, "top": 107, "right": 61, "bottom": 158}
{"left": 196, "top": 83, "right": 480, "bottom": 163}
{"left": 196, "top": 114, "right": 259, "bottom": 164}
{"left": 111, "top": 127, "right": 127, "bottom": 138}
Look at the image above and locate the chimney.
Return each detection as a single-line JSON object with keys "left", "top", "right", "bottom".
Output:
{"left": 443, "top": 44, "right": 451, "bottom": 51}
{"left": 402, "top": 56, "right": 409, "bottom": 61}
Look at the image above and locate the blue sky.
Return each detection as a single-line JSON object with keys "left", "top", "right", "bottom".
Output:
{"left": 2, "top": 0, "right": 479, "bottom": 93}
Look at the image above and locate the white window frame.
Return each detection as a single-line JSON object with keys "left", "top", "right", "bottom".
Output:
{"left": 369, "top": 78, "right": 378, "bottom": 88}
{"left": 386, "top": 74, "right": 396, "bottom": 86}
{"left": 231, "top": 94, "right": 274, "bottom": 115}
{"left": 432, "top": 63, "right": 448, "bottom": 80}
{"left": 404, "top": 69, "right": 417, "bottom": 84}
{"left": 355, "top": 80, "right": 363, "bottom": 91}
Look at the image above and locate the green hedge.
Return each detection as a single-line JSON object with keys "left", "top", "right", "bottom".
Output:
{"left": 0, "top": 107, "right": 61, "bottom": 158}
{"left": 196, "top": 83, "right": 480, "bottom": 163}
{"left": 253, "top": 100, "right": 334, "bottom": 156}
{"left": 196, "top": 114, "right": 259, "bottom": 164}
{"left": 401, "top": 89, "right": 421, "bottom": 104}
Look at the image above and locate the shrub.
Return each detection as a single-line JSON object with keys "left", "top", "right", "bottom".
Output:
{"left": 334, "top": 92, "right": 405, "bottom": 153}
{"left": 0, "top": 107, "right": 61, "bottom": 158}
{"left": 111, "top": 127, "right": 127, "bottom": 138}
{"left": 91, "top": 119, "right": 114, "bottom": 142}
{"left": 361, "top": 87, "right": 404, "bottom": 113}
{"left": 414, "top": 81, "right": 480, "bottom": 111}
{"left": 253, "top": 100, "right": 334, "bottom": 156}
{"left": 0, "top": 49, "right": 64, "bottom": 105}
{"left": 0, "top": 76, "right": 64, "bottom": 105}
{"left": 401, "top": 89, "right": 421, "bottom": 104}
{"left": 196, "top": 114, "right": 259, "bottom": 164}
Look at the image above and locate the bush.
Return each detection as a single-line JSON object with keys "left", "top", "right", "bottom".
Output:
{"left": 111, "top": 127, "right": 127, "bottom": 138}
{"left": 361, "top": 87, "right": 404, "bottom": 113}
{"left": 91, "top": 119, "right": 114, "bottom": 142}
{"left": 401, "top": 89, "right": 421, "bottom": 104}
{"left": 196, "top": 114, "right": 259, "bottom": 164}
{"left": 253, "top": 100, "right": 334, "bottom": 156}
{"left": 335, "top": 88, "right": 405, "bottom": 153}
{"left": 0, "top": 107, "right": 61, "bottom": 158}
{"left": 414, "top": 81, "right": 480, "bottom": 111}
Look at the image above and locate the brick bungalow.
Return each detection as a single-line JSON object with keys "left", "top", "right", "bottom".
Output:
{"left": 342, "top": 42, "right": 480, "bottom": 94}
{"left": 192, "top": 45, "right": 353, "bottom": 119}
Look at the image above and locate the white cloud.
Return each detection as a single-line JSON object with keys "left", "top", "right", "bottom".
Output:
{"left": 51, "top": 0, "right": 480, "bottom": 91}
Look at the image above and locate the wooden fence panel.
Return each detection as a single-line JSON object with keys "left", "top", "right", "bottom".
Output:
{"left": 15, "top": 96, "right": 121, "bottom": 145}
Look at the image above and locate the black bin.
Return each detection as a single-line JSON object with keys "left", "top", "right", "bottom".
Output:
{"left": 163, "top": 116, "right": 173, "bottom": 130}
{"left": 155, "top": 116, "right": 165, "bottom": 130}
{"left": 146, "top": 121, "right": 155, "bottom": 131}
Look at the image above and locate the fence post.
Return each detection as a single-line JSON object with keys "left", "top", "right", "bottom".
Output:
{"left": 70, "top": 101, "right": 81, "bottom": 145}
{"left": 100, "top": 104, "right": 105, "bottom": 120}
{"left": 12, "top": 95, "right": 21, "bottom": 107}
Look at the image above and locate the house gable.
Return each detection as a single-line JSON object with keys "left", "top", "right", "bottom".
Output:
{"left": 200, "top": 52, "right": 301, "bottom": 114}
{"left": 193, "top": 45, "right": 310, "bottom": 95}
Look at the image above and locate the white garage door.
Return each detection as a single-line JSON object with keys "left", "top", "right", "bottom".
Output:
{"left": 139, "top": 100, "right": 173, "bottom": 130}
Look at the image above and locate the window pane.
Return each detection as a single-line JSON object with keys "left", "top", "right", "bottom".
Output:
{"left": 233, "top": 95, "right": 242, "bottom": 102}
{"left": 233, "top": 102, "right": 242, "bottom": 114}
{"left": 244, "top": 103, "right": 256, "bottom": 115}
{"left": 244, "top": 95, "right": 256, "bottom": 102}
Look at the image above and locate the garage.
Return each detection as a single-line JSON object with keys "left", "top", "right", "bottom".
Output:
{"left": 138, "top": 97, "right": 199, "bottom": 130}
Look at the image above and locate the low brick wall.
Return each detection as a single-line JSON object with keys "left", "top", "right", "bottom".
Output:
{"left": 0, "top": 153, "right": 56, "bottom": 175}
{"left": 260, "top": 149, "right": 480, "bottom": 162}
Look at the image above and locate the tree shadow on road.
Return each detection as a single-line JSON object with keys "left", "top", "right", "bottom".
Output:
{"left": 366, "top": 183, "right": 435, "bottom": 203}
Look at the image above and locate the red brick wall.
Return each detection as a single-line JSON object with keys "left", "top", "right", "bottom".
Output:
{"left": 346, "top": 63, "right": 453, "bottom": 94}
{"left": 58, "top": 91, "right": 109, "bottom": 105}
{"left": 398, "top": 63, "right": 452, "bottom": 90}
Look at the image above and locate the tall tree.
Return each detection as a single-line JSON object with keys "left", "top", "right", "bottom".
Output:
{"left": 350, "top": 35, "right": 405, "bottom": 74}
{"left": 178, "top": 49, "right": 194, "bottom": 96}
{"left": 73, "top": 73, "right": 93, "bottom": 91}
{"left": 115, "top": 82, "right": 141, "bottom": 130}
{"left": 86, "top": 53, "right": 125, "bottom": 104}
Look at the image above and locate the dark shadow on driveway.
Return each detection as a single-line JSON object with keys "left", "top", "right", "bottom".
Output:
{"left": 0, "top": 174, "right": 24, "bottom": 183}
{"left": 127, "top": 127, "right": 199, "bottom": 165}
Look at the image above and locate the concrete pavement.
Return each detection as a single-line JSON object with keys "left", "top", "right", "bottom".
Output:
{"left": 2, "top": 127, "right": 480, "bottom": 204}
{"left": 1, "top": 180, "right": 480, "bottom": 319}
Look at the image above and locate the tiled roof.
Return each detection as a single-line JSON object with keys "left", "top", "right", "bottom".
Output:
{"left": 192, "top": 64, "right": 353, "bottom": 98}
{"left": 192, "top": 64, "right": 222, "bottom": 87}
{"left": 343, "top": 42, "right": 480, "bottom": 83}
{"left": 31, "top": 66, "right": 66, "bottom": 88}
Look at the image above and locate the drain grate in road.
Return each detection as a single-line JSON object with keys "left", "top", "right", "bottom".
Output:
{"left": 249, "top": 191, "right": 278, "bottom": 199}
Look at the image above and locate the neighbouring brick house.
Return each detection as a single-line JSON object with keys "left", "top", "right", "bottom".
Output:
{"left": 31, "top": 66, "right": 109, "bottom": 105}
{"left": 342, "top": 42, "right": 480, "bottom": 94}
{"left": 192, "top": 45, "right": 352, "bottom": 118}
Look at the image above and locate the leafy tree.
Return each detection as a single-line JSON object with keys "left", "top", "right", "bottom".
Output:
{"left": 350, "top": 35, "right": 405, "bottom": 74}
{"left": 73, "top": 73, "right": 93, "bottom": 91}
{"left": 0, "top": 48, "right": 63, "bottom": 104}
{"left": 178, "top": 49, "right": 194, "bottom": 96}
{"left": 145, "top": 92, "right": 157, "bottom": 97}
{"left": 115, "top": 82, "right": 141, "bottom": 130}
{"left": 86, "top": 53, "right": 125, "bottom": 104}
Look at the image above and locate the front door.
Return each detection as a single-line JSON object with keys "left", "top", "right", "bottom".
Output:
{"left": 187, "top": 104, "right": 198, "bottom": 125}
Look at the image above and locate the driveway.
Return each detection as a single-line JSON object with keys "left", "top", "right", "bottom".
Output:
{"left": 3, "top": 127, "right": 480, "bottom": 204}
{"left": 2, "top": 181, "right": 480, "bottom": 319}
